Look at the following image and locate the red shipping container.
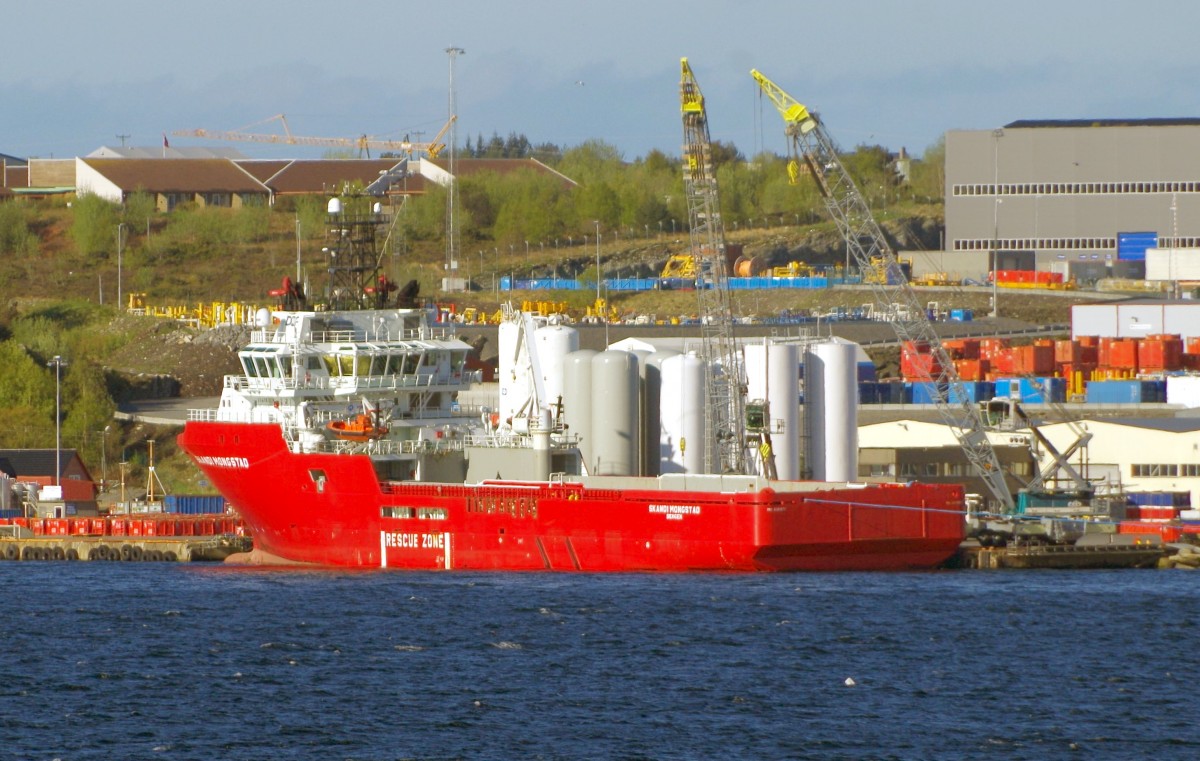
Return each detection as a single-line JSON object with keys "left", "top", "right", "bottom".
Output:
{"left": 1187, "top": 337, "right": 1200, "bottom": 355}
{"left": 143, "top": 521, "right": 157, "bottom": 537}
{"left": 91, "top": 518, "right": 108, "bottom": 535}
{"left": 1054, "top": 340, "right": 1082, "bottom": 365}
{"left": 989, "top": 352, "right": 1015, "bottom": 375}
{"left": 110, "top": 519, "right": 127, "bottom": 537}
{"left": 942, "top": 338, "right": 980, "bottom": 360}
{"left": 1097, "top": 337, "right": 1115, "bottom": 368}
{"left": 1079, "top": 345, "right": 1099, "bottom": 365}
{"left": 1109, "top": 340, "right": 1138, "bottom": 369}
{"left": 1183, "top": 354, "right": 1200, "bottom": 371}
{"left": 955, "top": 359, "right": 989, "bottom": 381}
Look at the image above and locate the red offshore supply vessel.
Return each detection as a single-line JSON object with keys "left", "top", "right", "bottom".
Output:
{"left": 179, "top": 419, "right": 965, "bottom": 571}
{"left": 177, "top": 196, "right": 965, "bottom": 571}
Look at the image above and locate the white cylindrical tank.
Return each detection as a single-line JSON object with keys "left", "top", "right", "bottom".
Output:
{"left": 531, "top": 406, "right": 553, "bottom": 481}
{"left": 641, "top": 350, "right": 679, "bottom": 478}
{"left": 806, "top": 341, "right": 858, "bottom": 482}
{"left": 659, "top": 353, "right": 706, "bottom": 474}
{"left": 563, "top": 350, "right": 597, "bottom": 472}
{"left": 761, "top": 342, "right": 801, "bottom": 480}
{"left": 534, "top": 323, "right": 579, "bottom": 412}
{"left": 497, "top": 320, "right": 527, "bottom": 425}
{"left": 590, "top": 350, "right": 639, "bottom": 476}
{"left": 327, "top": 197, "right": 342, "bottom": 215}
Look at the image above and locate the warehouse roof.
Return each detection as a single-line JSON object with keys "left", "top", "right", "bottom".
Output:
{"left": 1005, "top": 118, "right": 1200, "bottom": 129}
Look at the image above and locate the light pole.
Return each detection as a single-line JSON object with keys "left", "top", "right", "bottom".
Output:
{"left": 991, "top": 197, "right": 1002, "bottom": 318}
{"left": 47, "top": 355, "right": 67, "bottom": 487}
{"left": 116, "top": 223, "right": 125, "bottom": 310}
{"left": 101, "top": 424, "right": 110, "bottom": 493}
{"left": 593, "top": 220, "right": 601, "bottom": 303}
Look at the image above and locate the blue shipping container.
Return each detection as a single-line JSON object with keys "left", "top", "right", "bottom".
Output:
{"left": 910, "top": 381, "right": 992, "bottom": 405}
{"left": 1116, "top": 231, "right": 1158, "bottom": 262}
{"left": 993, "top": 377, "right": 1066, "bottom": 404}
{"left": 1085, "top": 379, "right": 1166, "bottom": 404}
{"left": 164, "top": 495, "right": 227, "bottom": 515}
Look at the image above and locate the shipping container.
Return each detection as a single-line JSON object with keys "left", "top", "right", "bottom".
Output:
{"left": 909, "top": 381, "right": 993, "bottom": 405}
{"left": 1117, "top": 231, "right": 1158, "bottom": 262}
{"left": 163, "top": 495, "right": 228, "bottom": 515}
{"left": 1084, "top": 379, "right": 1167, "bottom": 404}
{"left": 993, "top": 377, "right": 1066, "bottom": 404}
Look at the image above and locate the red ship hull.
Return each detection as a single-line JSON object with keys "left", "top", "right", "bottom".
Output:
{"left": 178, "top": 421, "right": 966, "bottom": 571}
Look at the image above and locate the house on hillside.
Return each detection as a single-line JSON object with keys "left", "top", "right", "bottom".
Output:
{"left": 76, "top": 158, "right": 271, "bottom": 210}
{"left": 0, "top": 449, "right": 99, "bottom": 517}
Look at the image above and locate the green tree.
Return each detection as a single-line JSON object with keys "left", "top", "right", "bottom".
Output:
{"left": 909, "top": 137, "right": 946, "bottom": 203}
{"left": 70, "top": 194, "right": 121, "bottom": 259}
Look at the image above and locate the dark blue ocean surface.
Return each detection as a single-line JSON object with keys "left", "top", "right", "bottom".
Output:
{"left": 1, "top": 565, "right": 1197, "bottom": 761}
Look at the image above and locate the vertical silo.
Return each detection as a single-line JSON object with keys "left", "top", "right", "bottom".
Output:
{"left": 641, "top": 349, "right": 679, "bottom": 477}
{"left": 563, "top": 350, "right": 598, "bottom": 472}
{"left": 805, "top": 341, "right": 858, "bottom": 482}
{"left": 590, "top": 350, "right": 640, "bottom": 476}
{"left": 659, "top": 353, "right": 706, "bottom": 474}
{"left": 534, "top": 323, "right": 579, "bottom": 413}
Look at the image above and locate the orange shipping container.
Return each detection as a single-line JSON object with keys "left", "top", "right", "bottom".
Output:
{"left": 1109, "top": 340, "right": 1139, "bottom": 370}
{"left": 1054, "top": 340, "right": 1082, "bottom": 365}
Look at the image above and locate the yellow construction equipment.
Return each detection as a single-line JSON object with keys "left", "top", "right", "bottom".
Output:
{"left": 660, "top": 253, "right": 699, "bottom": 279}
{"left": 173, "top": 114, "right": 456, "bottom": 158}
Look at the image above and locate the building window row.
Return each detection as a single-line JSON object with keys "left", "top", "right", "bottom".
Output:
{"left": 954, "top": 236, "right": 1200, "bottom": 252}
{"left": 1131, "top": 463, "right": 1180, "bottom": 477}
{"left": 953, "top": 181, "right": 1200, "bottom": 197}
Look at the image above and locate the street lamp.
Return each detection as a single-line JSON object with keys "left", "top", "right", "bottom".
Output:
{"left": 991, "top": 197, "right": 1003, "bottom": 318}
{"left": 47, "top": 355, "right": 67, "bottom": 487}
{"left": 116, "top": 223, "right": 125, "bottom": 310}
{"left": 101, "top": 424, "right": 110, "bottom": 493}
{"left": 593, "top": 220, "right": 601, "bottom": 303}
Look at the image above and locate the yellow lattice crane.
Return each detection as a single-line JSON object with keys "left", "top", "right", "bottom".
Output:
{"left": 173, "top": 114, "right": 455, "bottom": 158}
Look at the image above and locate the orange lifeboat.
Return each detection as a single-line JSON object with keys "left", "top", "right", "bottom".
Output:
{"left": 326, "top": 413, "right": 389, "bottom": 442}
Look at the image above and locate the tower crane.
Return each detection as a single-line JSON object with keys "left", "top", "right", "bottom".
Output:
{"left": 750, "top": 68, "right": 1015, "bottom": 513}
{"left": 172, "top": 114, "right": 456, "bottom": 158}
{"left": 680, "top": 58, "right": 749, "bottom": 475}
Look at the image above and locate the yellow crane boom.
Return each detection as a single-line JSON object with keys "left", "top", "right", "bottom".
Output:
{"left": 173, "top": 114, "right": 455, "bottom": 158}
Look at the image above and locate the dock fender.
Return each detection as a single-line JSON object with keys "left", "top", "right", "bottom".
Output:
{"left": 66, "top": 548, "right": 79, "bottom": 561}
{"left": 21, "top": 546, "right": 36, "bottom": 561}
{"left": 129, "top": 546, "right": 145, "bottom": 562}
{"left": 52, "top": 547, "right": 66, "bottom": 561}
{"left": 120, "top": 544, "right": 133, "bottom": 561}
{"left": 3, "top": 544, "right": 16, "bottom": 560}
{"left": 163, "top": 550, "right": 178, "bottom": 562}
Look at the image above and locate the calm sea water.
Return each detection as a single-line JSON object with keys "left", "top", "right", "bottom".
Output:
{"left": 1, "top": 564, "right": 1197, "bottom": 761}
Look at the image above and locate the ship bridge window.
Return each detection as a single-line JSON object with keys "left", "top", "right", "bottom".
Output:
{"left": 322, "top": 354, "right": 338, "bottom": 375}
{"left": 451, "top": 352, "right": 467, "bottom": 374}
{"left": 417, "top": 507, "right": 447, "bottom": 520}
{"left": 382, "top": 506, "right": 415, "bottom": 519}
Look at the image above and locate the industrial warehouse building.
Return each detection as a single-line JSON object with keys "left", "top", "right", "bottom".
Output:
{"left": 942, "top": 119, "right": 1200, "bottom": 281}
{"left": 859, "top": 417, "right": 1200, "bottom": 510}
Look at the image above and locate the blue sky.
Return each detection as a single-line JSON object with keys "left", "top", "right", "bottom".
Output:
{"left": 5, "top": 0, "right": 1199, "bottom": 162}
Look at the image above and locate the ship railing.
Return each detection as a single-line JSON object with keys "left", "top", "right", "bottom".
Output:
{"left": 223, "top": 369, "right": 481, "bottom": 394}
{"left": 249, "top": 325, "right": 465, "bottom": 345}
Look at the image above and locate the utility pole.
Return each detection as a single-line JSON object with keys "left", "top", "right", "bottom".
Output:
{"left": 445, "top": 46, "right": 465, "bottom": 291}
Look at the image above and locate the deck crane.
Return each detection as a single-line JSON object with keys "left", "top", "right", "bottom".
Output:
{"left": 680, "top": 58, "right": 751, "bottom": 475}
{"left": 172, "top": 114, "right": 456, "bottom": 158}
{"left": 750, "top": 68, "right": 1015, "bottom": 513}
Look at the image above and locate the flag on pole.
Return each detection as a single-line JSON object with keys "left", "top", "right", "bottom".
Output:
{"left": 162, "top": 133, "right": 169, "bottom": 157}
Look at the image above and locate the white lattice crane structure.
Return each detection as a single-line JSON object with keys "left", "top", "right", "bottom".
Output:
{"left": 680, "top": 58, "right": 748, "bottom": 475}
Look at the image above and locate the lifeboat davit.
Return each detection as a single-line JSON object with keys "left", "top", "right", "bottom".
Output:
{"left": 325, "top": 413, "right": 388, "bottom": 442}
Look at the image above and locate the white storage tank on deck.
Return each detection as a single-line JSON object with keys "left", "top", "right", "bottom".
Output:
{"left": 659, "top": 353, "right": 706, "bottom": 474}
{"left": 497, "top": 320, "right": 526, "bottom": 425}
{"left": 805, "top": 340, "right": 858, "bottom": 482}
{"left": 534, "top": 323, "right": 579, "bottom": 409}
{"left": 563, "top": 350, "right": 598, "bottom": 472}
{"left": 745, "top": 341, "right": 801, "bottom": 480}
{"left": 590, "top": 350, "right": 640, "bottom": 476}
{"left": 641, "top": 349, "right": 679, "bottom": 478}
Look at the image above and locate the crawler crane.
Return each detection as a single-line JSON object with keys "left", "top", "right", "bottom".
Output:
{"left": 751, "top": 68, "right": 1014, "bottom": 513}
